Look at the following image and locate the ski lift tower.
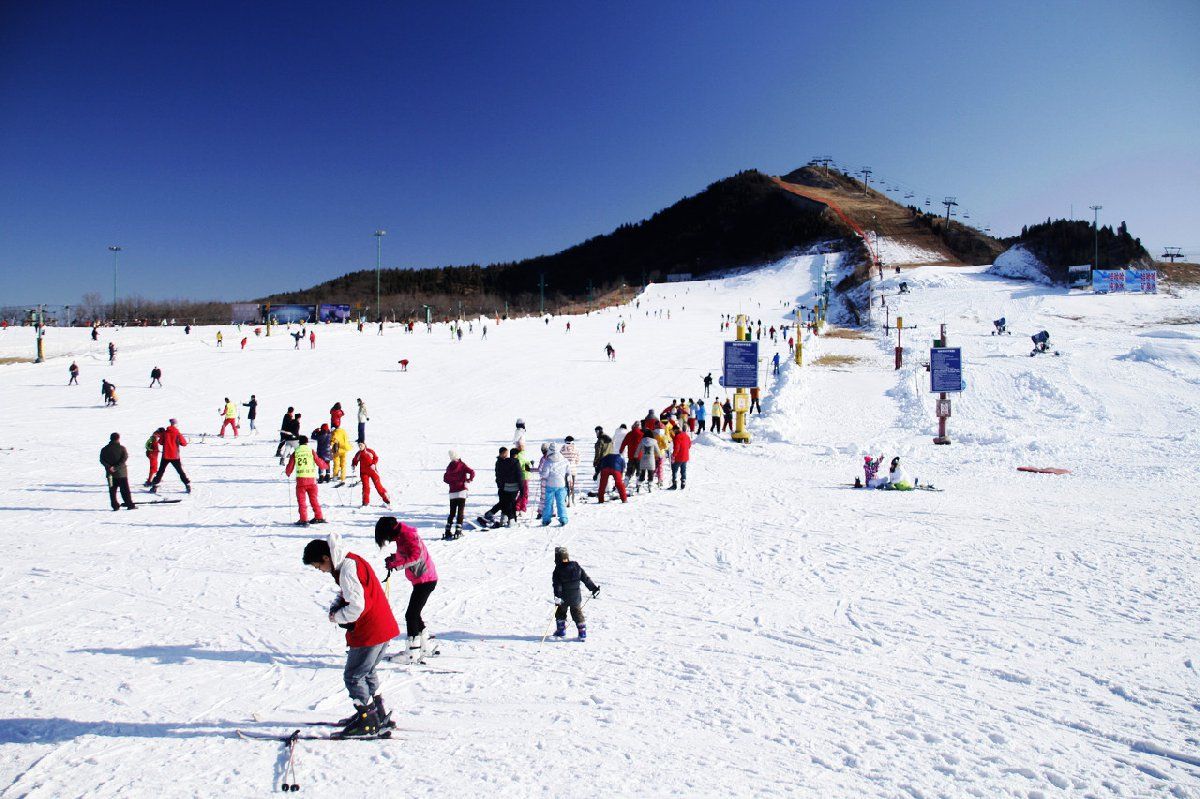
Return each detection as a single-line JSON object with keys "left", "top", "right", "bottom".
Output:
{"left": 1161, "top": 246, "right": 1184, "bottom": 264}
{"left": 942, "top": 197, "right": 958, "bottom": 223}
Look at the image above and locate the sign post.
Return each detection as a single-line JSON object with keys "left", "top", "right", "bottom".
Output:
{"left": 930, "top": 325, "right": 961, "bottom": 445}
{"left": 794, "top": 307, "right": 803, "bottom": 365}
{"left": 895, "top": 315, "right": 904, "bottom": 370}
{"left": 723, "top": 315, "right": 758, "bottom": 444}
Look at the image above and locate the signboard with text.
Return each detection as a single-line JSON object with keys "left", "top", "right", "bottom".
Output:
{"left": 722, "top": 341, "right": 759, "bottom": 388}
{"left": 930, "top": 347, "right": 963, "bottom": 393}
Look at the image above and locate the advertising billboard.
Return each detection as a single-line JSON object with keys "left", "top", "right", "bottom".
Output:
{"left": 267, "top": 304, "right": 314, "bottom": 324}
{"left": 318, "top": 304, "right": 351, "bottom": 323}
{"left": 231, "top": 303, "right": 260, "bottom": 323}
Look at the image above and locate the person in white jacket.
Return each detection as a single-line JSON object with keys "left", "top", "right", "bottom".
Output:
{"left": 561, "top": 436, "right": 581, "bottom": 505}
{"left": 539, "top": 442, "right": 570, "bottom": 527}
{"left": 356, "top": 398, "right": 369, "bottom": 443}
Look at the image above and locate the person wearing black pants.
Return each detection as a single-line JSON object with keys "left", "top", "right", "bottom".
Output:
{"left": 479, "top": 446, "right": 522, "bottom": 528}
{"left": 275, "top": 407, "right": 298, "bottom": 457}
{"left": 749, "top": 387, "right": 761, "bottom": 414}
{"left": 100, "top": 432, "right": 137, "bottom": 510}
{"left": 375, "top": 517, "right": 439, "bottom": 664}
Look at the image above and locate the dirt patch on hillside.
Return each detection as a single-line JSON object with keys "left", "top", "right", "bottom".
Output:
{"left": 812, "top": 354, "right": 862, "bottom": 368}
{"left": 0, "top": 357, "right": 35, "bottom": 365}
{"left": 821, "top": 327, "right": 872, "bottom": 340}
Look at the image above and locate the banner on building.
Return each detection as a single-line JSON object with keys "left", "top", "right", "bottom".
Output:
{"left": 231, "top": 303, "right": 260, "bottom": 323}
{"left": 266, "top": 304, "right": 315, "bottom": 323}
{"left": 318, "top": 304, "right": 351, "bottom": 323}
{"left": 1093, "top": 270, "right": 1158, "bottom": 294}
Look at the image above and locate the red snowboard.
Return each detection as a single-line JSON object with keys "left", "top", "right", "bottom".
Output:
{"left": 1017, "top": 466, "right": 1071, "bottom": 475}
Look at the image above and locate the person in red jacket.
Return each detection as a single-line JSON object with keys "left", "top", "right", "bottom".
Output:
{"left": 442, "top": 450, "right": 476, "bottom": 539}
{"left": 144, "top": 427, "right": 163, "bottom": 487}
{"left": 149, "top": 419, "right": 191, "bottom": 493}
{"left": 330, "top": 402, "right": 345, "bottom": 430}
{"left": 620, "top": 421, "right": 644, "bottom": 481}
{"left": 669, "top": 426, "right": 691, "bottom": 490}
{"left": 352, "top": 441, "right": 391, "bottom": 507}
{"left": 303, "top": 532, "right": 400, "bottom": 737}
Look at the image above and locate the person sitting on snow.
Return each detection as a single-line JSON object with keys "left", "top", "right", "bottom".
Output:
{"left": 862, "top": 455, "right": 885, "bottom": 488}
{"left": 885, "top": 456, "right": 914, "bottom": 491}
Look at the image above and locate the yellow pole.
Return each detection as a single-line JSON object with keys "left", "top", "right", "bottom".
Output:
{"left": 732, "top": 314, "right": 751, "bottom": 443}
{"left": 265, "top": 304, "right": 272, "bottom": 337}
{"left": 794, "top": 308, "right": 802, "bottom": 365}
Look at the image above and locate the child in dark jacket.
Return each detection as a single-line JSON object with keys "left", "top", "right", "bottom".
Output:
{"left": 552, "top": 547, "right": 600, "bottom": 640}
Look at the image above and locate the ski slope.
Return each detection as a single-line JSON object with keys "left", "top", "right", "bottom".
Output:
{"left": 1, "top": 253, "right": 1199, "bottom": 798}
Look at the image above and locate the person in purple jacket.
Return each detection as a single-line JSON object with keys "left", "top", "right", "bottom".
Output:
{"left": 376, "top": 517, "right": 439, "bottom": 664}
{"left": 442, "top": 451, "right": 476, "bottom": 540}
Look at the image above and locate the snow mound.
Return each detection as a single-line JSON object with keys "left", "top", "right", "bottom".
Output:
{"left": 1117, "top": 340, "right": 1200, "bottom": 370}
{"left": 988, "top": 245, "right": 1052, "bottom": 284}
{"left": 1138, "top": 329, "right": 1200, "bottom": 341}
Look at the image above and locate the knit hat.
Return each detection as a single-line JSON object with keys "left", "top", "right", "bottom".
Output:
{"left": 564, "top": 435, "right": 574, "bottom": 443}
{"left": 448, "top": 449, "right": 459, "bottom": 460}
{"left": 547, "top": 442, "right": 558, "bottom": 455}
{"left": 169, "top": 418, "right": 178, "bottom": 425}
{"left": 554, "top": 546, "right": 569, "bottom": 562}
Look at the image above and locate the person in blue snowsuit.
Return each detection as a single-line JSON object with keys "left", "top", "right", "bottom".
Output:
{"left": 695, "top": 400, "right": 707, "bottom": 435}
{"left": 772, "top": 351, "right": 781, "bottom": 376}
{"left": 314, "top": 424, "right": 334, "bottom": 483}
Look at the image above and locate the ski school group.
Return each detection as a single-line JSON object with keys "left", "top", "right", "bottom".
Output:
{"left": 91, "top": 351, "right": 738, "bottom": 740}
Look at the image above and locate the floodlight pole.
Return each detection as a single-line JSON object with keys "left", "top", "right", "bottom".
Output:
{"left": 374, "top": 230, "right": 387, "bottom": 323}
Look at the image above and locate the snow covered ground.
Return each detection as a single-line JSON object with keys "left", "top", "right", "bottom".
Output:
{"left": 873, "top": 236, "right": 950, "bottom": 266}
{"left": 1, "top": 253, "right": 1199, "bottom": 798}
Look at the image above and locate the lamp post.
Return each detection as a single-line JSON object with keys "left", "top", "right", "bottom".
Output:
{"left": 1089, "top": 205, "right": 1103, "bottom": 277}
{"left": 108, "top": 246, "right": 122, "bottom": 321}
{"left": 374, "top": 230, "right": 387, "bottom": 323}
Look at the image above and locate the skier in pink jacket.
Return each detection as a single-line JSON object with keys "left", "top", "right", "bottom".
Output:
{"left": 375, "top": 517, "right": 438, "bottom": 664}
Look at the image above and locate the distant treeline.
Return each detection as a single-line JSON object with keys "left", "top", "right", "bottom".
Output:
{"left": 905, "top": 208, "right": 1005, "bottom": 265}
{"left": 1000, "top": 219, "right": 1151, "bottom": 282}
{"left": 263, "top": 170, "right": 845, "bottom": 316}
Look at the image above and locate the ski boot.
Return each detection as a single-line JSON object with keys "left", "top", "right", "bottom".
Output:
{"left": 477, "top": 514, "right": 493, "bottom": 529}
{"left": 335, "top": 703, "right": 379, "bottom": 738}
{"left": 185, "top": 483, "right": 192, "bottom": 494}
{"left": 443, "top": 523, "right": 453, "bottom": 541}
{"left": 147, "top": 484, "right": 158, "bottom": 494}
{"left": 407, "top": 635, "right": 423, "bottom": 664}
{"left": 680, "top": 479, "right": 686, "bottom": 490}
{"left": 453, "top": 524, "right": 463, "bottom": 539}
{"left": 336, "top": 694, "right": 392, "bottom": 729}
{"left": 552, "top": 620, "right": 566, "bottom": 638}
{"left": 668, "top": 482, "right": 677, "bottom": 490}
{"left": 577, "top": 623, "right": 587, "bottom": 641}
{"left": 419, "top": 630, "right": 437, "bottom": 659}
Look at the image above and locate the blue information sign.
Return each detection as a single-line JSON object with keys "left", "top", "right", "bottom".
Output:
{"left": 930, "top": 347, "right": 963, "bottom": 393}
{"left": 723, "top": 341, "right": 759, "bottom": 388}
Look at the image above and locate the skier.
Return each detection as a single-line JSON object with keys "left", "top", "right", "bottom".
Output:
{"left": 375, "top": 517, "right": 439, "bottom": 664}
{"left": 695, "top": 400, "right": 707, "bottom": 436}
{"left": 330, "top": 423, "right": 351, "bottom": 483}
{"left": 149, "top": 366, "right": 162, "bottom": 388}
{"left": 772, "top": 351, "right": 780, "bottom": 376}
{"left": 291, "top": 330, "right": 303, "bottom": 349}
{"left": 613, "top": 424, "right": 628, "bottom": 457}
{"left": 100, "top": 432, "right": 137, "bottom": 511}
{"left": 709, "top": 399, "right": 722, "bottom": 432}
{"left": 286, "top": 434, "right": 328, "bottom": 525}
{"left": 309, "top": 330, "right": 316, "bottom": 349}
{"left": 722, "top": 398, "right": 734, "bottom": 431}
{"left": 302, "top": 533, "right": 399, "bottom": 737}
{"left": 240, "top": 336, "right": 247, "bottom": 350}
{"left": 591, "top": 426, "right": 607, "bottom": 481}
{"left": 749, "top": 386, "right": 762, "bottom": 414}
{"left": 330, "top": 402, "right": 344, "bottom": 430}
{"left": 619, "top": 421, "right": 643, "bottom": 481}
{"left": 275, "top": 407, "right": 300, "bottom": 461}
{"left": 91, "top": 326, "right": 99, "bottom": 341}
{"left": 703, "top": 372, "right": 712, "bottom": 397}
{"left": 313, "top": 424, "right": 333, "bottom": 483}
{"left": 539, "top": 442, "right": 569, "bottom": 525}
{"left": 512, "top": 418, "right": 527, "bottom": 448}
{"left": 478, "top": 446, "right": 521, "bottom": 528}
{"left": 604, "top": 343, "right": 616, "bottom": 361}
{"left": 442, "top": 450, "right": 475, "bottom": 539}
{"left": 242, "top": 395, "right": 257, "bottom": 431}
{"left": 635, "top": 433, "right": 657, "bottom": 492}
{"left": 216, "top": 331, "right": 223, "bottom": 347}
{"left": 551, "top": 547, "right": 599, "bottom": 641}
{"left": 218, "top": 397, "right": 239, "bottom": 437}
{"left": 356, "top": 398, "right": 369, "bottom": 443}
{"left": 561, "top": 435, "right": 581, "bottom": 505}
{"left": 68, "top": 361, "right": 79, "bottom": 385}
{"left": 352, "top": 441, "right": 391, "bottom": 508}
{"left": 669, "top": 425, "right": 691, "bottom": 490}
{"left": 144, "top": 427, "right": 163, "bottom": 486}
{"left": 149, "top": 419, "right": 191, "bottom": 494}
{"left": 596, "top": 445, "right": 627, "bottom": 504}
{"left": 513, "top": 443, "right": 536, "bottom": 517}
{"left": 108, "top": 342, "right": 116, "bottom": 365}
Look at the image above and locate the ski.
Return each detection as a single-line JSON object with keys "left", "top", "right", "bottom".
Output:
{"left": 140, "top": 499, "right": 183, "bottom": 505}
{"left": 237, "top": 728, "right": 392, "bottom": 741}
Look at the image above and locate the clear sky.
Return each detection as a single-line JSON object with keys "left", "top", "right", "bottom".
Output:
{"left": 2, "top": 0, "right": 1197, "bottom": 305}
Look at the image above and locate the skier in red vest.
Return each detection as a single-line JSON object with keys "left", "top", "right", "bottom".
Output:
{"left": 303, "top": 532, "right": 400, "bottom": 738}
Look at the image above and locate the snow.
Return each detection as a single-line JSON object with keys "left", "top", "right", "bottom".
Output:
{"left": 873, "top": 236, "right": 948, "bottom": 266}
{"left": 2, "top": 254, "right": 1200, "bottom": 797}
{"left": 988, "top": 244, "right": 1053, "bottom": 284}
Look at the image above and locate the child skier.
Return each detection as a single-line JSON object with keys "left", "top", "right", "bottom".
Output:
{"left": 303, "top": 532, "right": 399, "bottom": 737}
{"left": 375, "top": 517, "right": 438, "bottom": 664}
{"left": 551, "top": 547, "right": 600, "bottom": 640}
{"left": 144, "top": 427, "right": 163, "bottom": 487}
{"left": 442, "top": 450, "right": 476, "bottom": 539}
{"left": 863, "top": 455, "right": 884, "bottom": 488}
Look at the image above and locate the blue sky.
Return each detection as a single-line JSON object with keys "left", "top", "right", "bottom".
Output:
{"left": 1, "top": 0, "right": 1197, "bottom": 304}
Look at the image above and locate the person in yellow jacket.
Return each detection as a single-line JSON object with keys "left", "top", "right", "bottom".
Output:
{"left": 218, "top": 397, "right": 239, "bottom": 437}
{"left": 331, "top": 424, "right": 351, "bottom": 482}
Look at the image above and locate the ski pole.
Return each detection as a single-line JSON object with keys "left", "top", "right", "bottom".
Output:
{"left": 539, "top": 603, "right": 559, "bottom": 645}
{"left": 282, "top": 729, "right": 300, "bottom": 791}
